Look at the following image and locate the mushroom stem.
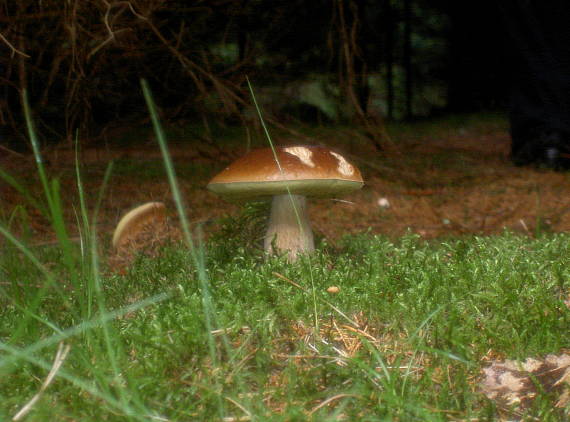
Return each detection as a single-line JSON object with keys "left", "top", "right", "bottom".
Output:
{"left": 265, "top": 194, "right": 314, "bottom": 260}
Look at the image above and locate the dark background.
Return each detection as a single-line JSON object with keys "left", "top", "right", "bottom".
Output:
{"left": 0, "top": 0, "right": 507, "bottom": 150}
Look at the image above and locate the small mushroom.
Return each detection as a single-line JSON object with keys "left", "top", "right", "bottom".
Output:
{"left": 112, "top": 202, "right": 167, "bottom": 249}
{"left": 207, "top": 145, "right": 363, "bottom": 260}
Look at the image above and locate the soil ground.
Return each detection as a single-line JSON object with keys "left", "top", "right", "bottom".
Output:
{"left": 2, "top": 113, "right": 570, "bottom": 250}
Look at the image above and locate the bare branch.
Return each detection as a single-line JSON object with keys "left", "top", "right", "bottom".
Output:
{"left": 0, "top": 32, "right": 30, "bottom": 58}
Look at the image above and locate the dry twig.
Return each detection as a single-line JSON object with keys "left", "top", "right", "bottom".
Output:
{"left": 0, "top": 31, "right": 30, "bottom": 57}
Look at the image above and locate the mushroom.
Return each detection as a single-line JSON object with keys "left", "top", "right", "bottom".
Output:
{"left": 207, "top": 145, "right": 363, "bottom": 260}
{"left": 112, "top": 201, "right": 167, "bottom": 249}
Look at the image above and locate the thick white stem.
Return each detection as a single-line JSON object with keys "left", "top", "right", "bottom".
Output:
{"left": 264, "top": 194, "right": 314, "bottom": 260}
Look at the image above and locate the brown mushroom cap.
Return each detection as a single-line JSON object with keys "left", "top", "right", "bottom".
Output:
{"left": 112, "top": 202, "right": 167, "bottom": 249}
{"left": 207, "top": 145, "right": 363, "bottom": 201}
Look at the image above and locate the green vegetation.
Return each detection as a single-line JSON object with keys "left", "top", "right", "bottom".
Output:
{"left": 1, "top": 91, "right": 568, "bottom": 421}
{"left": 2, "top": 225, "right": 570, "bottom": 420}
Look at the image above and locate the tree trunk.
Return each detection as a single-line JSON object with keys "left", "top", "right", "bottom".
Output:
{"left": 403, "top": 0, "right": 413, "bottom": 119}
{"left": 383, "top": 0, "right": 394, "bottom": 120}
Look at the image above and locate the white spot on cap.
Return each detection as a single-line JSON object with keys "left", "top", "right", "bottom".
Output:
{"left": 284, "top": 146, "right": 315, "bottom": 167}
{"left": 330, "top": 151, "right": 354, "bottom": 176}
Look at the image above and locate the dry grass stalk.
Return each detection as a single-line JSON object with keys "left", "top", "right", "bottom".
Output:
{"left": 12, "top": 342, "right": 71, "bottom": 421}
{"left": 308, "top": 393, "right": 361, "bottom": 416}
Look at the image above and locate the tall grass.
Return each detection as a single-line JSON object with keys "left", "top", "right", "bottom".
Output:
{"left": 141, "top": 79, "right": 230, "bottom": 417}
{"left": 1, "top": 81, "right": 251, "bottom": 421}
{"left": 246, "top": 76, "right": 321, "bottom": 330}
{"left": 0, "top": 90, "right": 175, "bottom": 420}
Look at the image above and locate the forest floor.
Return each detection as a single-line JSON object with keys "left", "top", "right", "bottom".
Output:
{"left": 2, "top": 112, "right": 570, "bottom": 248}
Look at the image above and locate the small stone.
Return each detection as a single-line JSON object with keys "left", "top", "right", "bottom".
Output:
{"left": 377, "top": 197, "right": 390, "bottom": 209}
